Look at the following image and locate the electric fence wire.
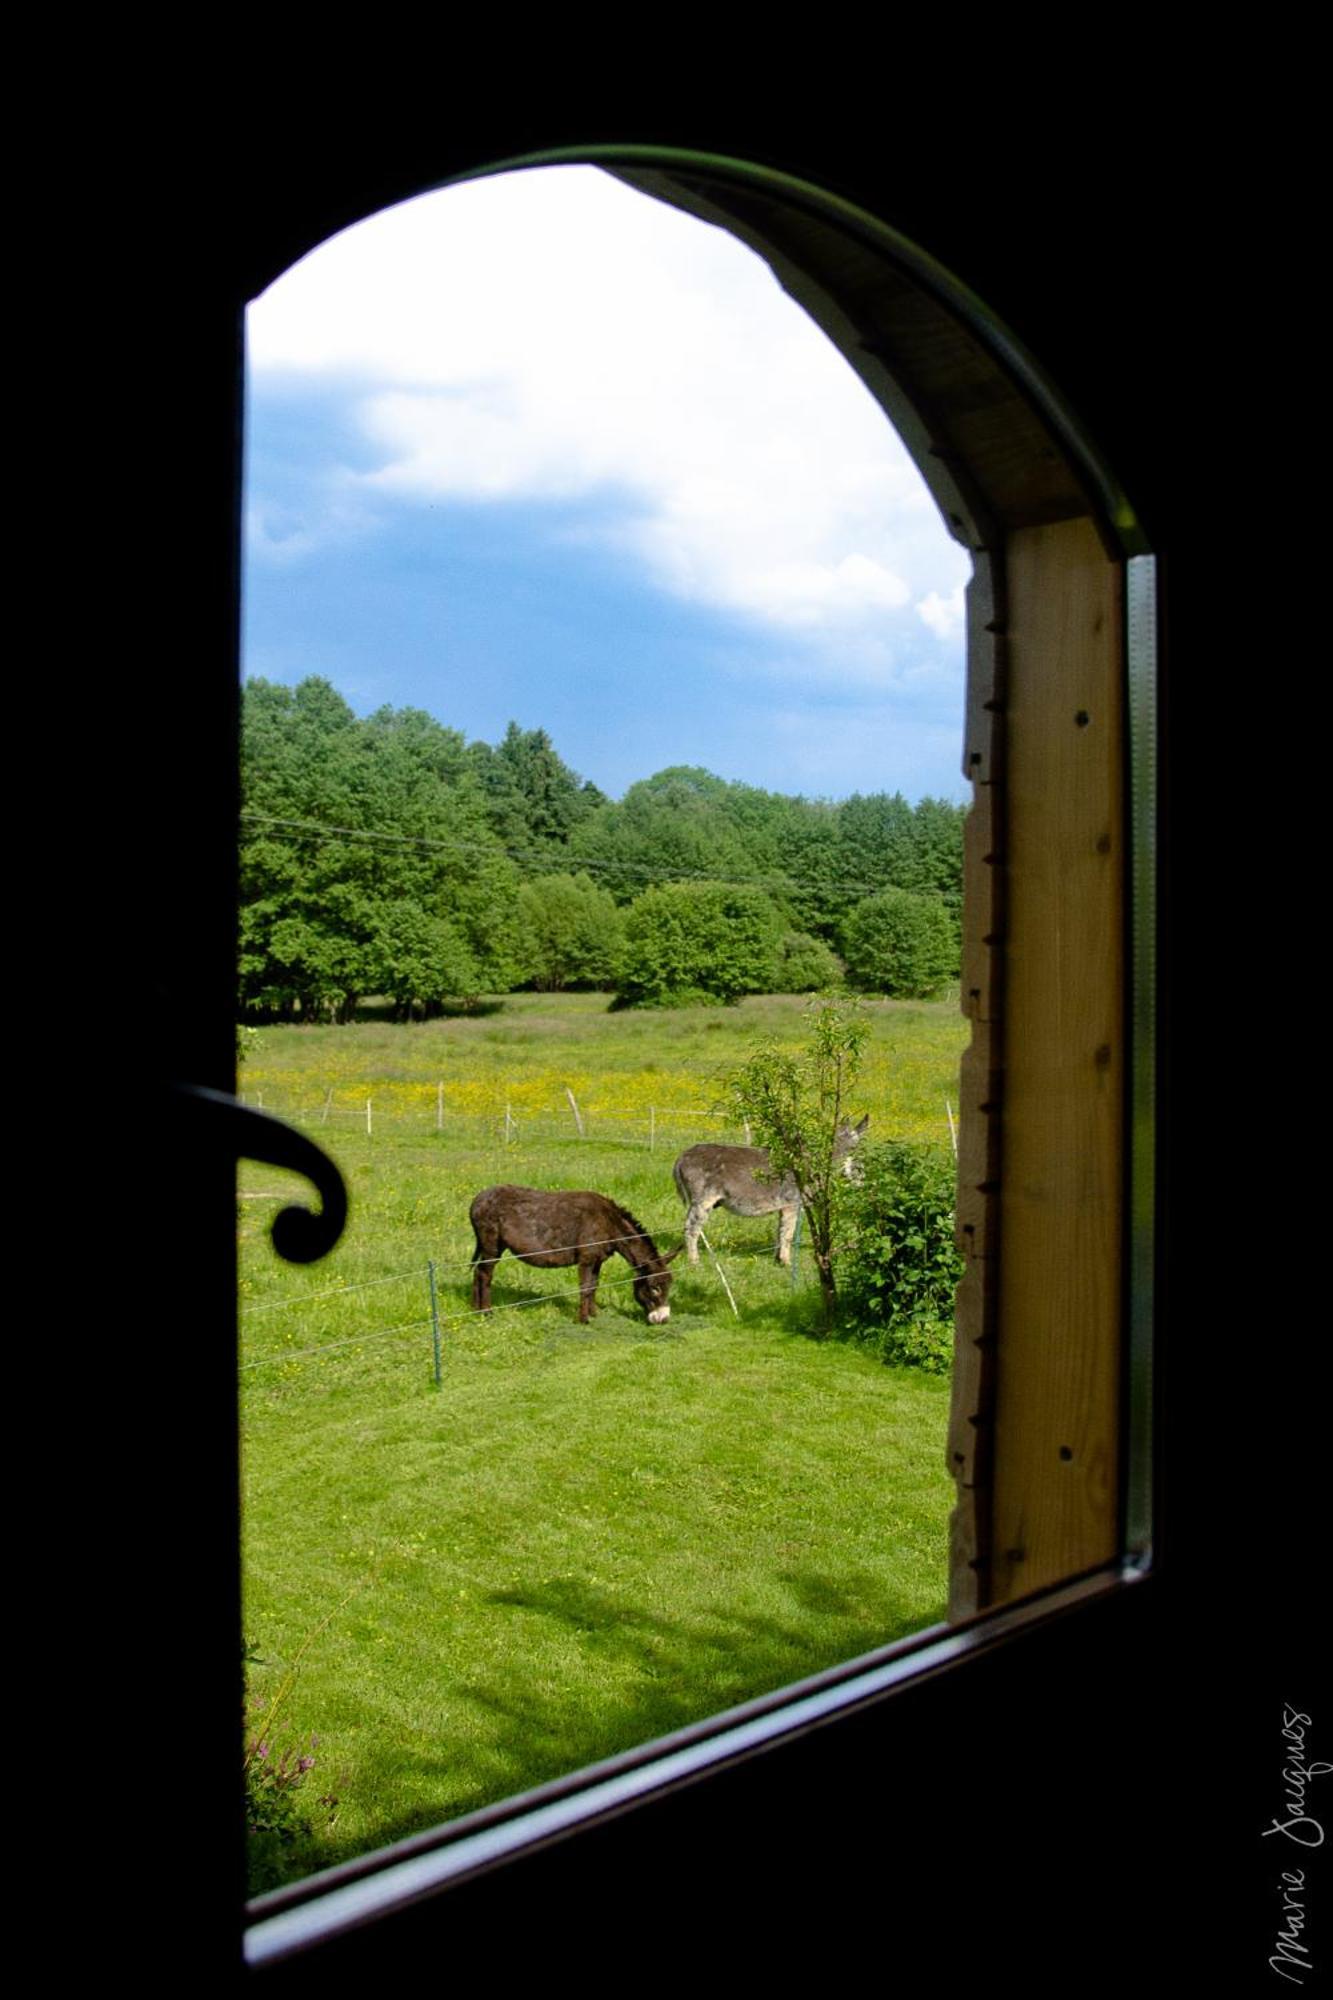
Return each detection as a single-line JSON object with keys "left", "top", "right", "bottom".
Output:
{"left": 242, "top": 1229, "right": 682, "bottom": 1317}
{"left": 240, "top": 1263, "right": 697, "bottom": 1373}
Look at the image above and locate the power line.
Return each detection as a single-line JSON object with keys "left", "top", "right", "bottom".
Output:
{"left": 239, "top": 810, "right": 959, "bottom": 904}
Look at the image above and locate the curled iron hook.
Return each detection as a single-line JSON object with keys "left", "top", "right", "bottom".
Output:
{"left": 170, "top": 1082, "right": 348, "bottom": 1264}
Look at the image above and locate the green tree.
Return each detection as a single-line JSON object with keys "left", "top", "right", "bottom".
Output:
{"left": 470, "top": 723, "right": 605, "bottom": 857}
{"left": 817, "top": 793, "right": 966, "bottom": 943}
{"left": 841, "top": 888, "right": 958, "bottom": 998}
{"left": 239, "top": 679, "right": 377, "bottom": 1016}
{"left": 239, "top": 680, "right": 527, "bottom": 1017}
{"left": 835, "top": 791, "right": 916, "bottom": 921}
{"left": 368, "top": 901, "right": 482, "bottom": 1017}
{"left": 771, "top": 800, "right": 845, "bottom": 939}
{"left": 514, "top": 872, "right": 624, "bottom": 991}
{"left": 904, "top": 797, "right": 967, "bottom": 925}
{"left": 727, "top": 996, "right": 871, "bottom": 1323}
{"left": 615, "top": 881, "right": 783, "bottom": 1006}
{"left": 774, "top": 931, "right": 843, "bottom": 992}
{"left": 571, "top": 767, "right": 771, "bottom": 905}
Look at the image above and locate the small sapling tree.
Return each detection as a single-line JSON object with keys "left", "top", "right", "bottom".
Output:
{"left": 727, "top": 995, "right": 870, "bottom": 1325}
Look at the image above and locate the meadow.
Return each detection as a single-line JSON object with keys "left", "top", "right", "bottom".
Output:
{"left": 240, "top": 991, "right": 969, "bottom": 1890}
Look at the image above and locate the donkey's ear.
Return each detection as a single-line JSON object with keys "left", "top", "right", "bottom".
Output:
{"left": 855, "top": 1114, "right": 870, "bottom": 1134}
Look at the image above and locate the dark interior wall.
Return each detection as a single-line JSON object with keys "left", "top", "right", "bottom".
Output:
{"left": 69, "top": 80, "right": 1320, "bottom": 1984}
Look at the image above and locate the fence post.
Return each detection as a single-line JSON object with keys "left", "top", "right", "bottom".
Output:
{"left": 321, "top": 1088, "right": 332, "bottom": 1125}
{"left": 790, "top": 1206, "right": 803, "bottom": 1288}
{"left": 366, "top": 1097, "right": 373, "bottom": 1138}
{"left": 428, "top": 1260, "right": 442, "bottom": 1387}
{"left": 565, "top": 1087, "right": 585, "bottom": 1138}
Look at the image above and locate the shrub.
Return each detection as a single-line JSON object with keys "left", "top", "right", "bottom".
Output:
{"left": 775, "top": 931, "right": 844, "bottom": 991}
{"left": 514, "top": 872, "right": 624, "bottom": 990}
{"left": 615, "top": 881, "right": 783, "bottom": 1006}
{"left": 841, "top": 888, "right": 958, "bottom": 998}
{"left": 836, "top": 1141, "right": 962, "bottom": 1370}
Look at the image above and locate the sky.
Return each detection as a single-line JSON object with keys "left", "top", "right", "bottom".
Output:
{"left": 244, "top": 166, "right": 972, "bottom": 805}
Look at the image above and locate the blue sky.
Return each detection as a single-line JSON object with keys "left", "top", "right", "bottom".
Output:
{"left": 244, "top": 167, "right": 971, "bottom": 804}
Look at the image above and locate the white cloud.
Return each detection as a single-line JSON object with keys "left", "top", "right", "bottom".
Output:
{"left": 248, "top": 165, "right": 970, "bottom": 653}
{"left": 916, "top": 583, "right": 967, "bottom": 640}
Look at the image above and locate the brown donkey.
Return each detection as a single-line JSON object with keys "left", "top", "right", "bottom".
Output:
{"left": 469, "top": 1185, "right": 680, "bottom": 1324}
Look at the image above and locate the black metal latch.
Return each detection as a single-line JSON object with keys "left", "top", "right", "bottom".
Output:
{"left": 170, "top": 1081, "right": 348, "bottom": 1263}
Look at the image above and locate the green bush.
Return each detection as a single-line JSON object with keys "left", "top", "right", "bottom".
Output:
{"left": 514, "top": 872, "right": 624, "bottom": 990}
{"left": 836, "top": 1141, "right": 962, "bottom": 1371}
{"left": 774, "top": 931, "right": 844, "bottom": 991}
{"left": 615, "top": 881, "right": 783, "bottom": 1006}
{"left": 841, "top": 888, "right": 958, "bottom": 998}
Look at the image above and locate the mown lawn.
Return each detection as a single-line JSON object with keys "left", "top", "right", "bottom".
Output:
{"left": 240, "top": 992, "right": 968, "bottom": 1888}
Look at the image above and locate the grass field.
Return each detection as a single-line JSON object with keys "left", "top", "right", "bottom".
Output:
{"left": 240, "top": 991, "right": 969, "bottom": 1889}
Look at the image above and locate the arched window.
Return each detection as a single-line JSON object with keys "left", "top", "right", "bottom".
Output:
{"left": 229, "top": 146, "right": 1156, "bottom": 1964}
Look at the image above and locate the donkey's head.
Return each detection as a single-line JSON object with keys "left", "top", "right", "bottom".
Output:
{"left": 633, "top": 1245, "right": 681, "bottom": 1324}
{"left": 833, "top": 1115, "right": 870, "bottom": 1181}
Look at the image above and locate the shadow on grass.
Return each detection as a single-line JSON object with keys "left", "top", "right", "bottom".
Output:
{"left": 350, "top": 996, "right": 509, "bottom": 1022}
{"left": 447, "top": 1276, "right": 796, "bottom": 1344}
{"left": 448, "top": 1281, "right": 689, "bottom": 1328}
{"left": 296, "top": 1568, "right": 942, "bottom": 1878}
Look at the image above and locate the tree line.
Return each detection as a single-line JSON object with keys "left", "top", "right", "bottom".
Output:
{"left": 240, "top": 676, "right": 966, "bottom": 1018}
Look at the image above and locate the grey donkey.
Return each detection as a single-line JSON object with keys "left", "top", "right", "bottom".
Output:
{"left": 673, "top": 1117, "right": 869, "bottom": 1266}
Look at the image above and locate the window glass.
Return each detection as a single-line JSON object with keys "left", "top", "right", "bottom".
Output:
{"left": 240, "top": 164, "right": 971, "bottom": 1893}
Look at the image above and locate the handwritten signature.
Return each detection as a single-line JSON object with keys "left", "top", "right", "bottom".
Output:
{"left": 1263, "top": 1705, "right": 1328, "bottom": 1985}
